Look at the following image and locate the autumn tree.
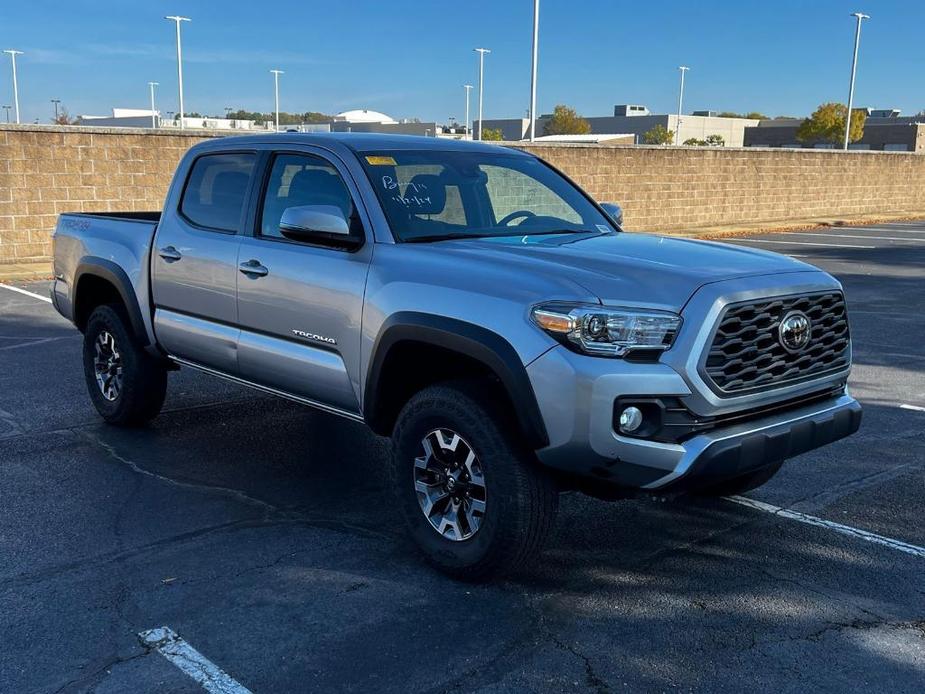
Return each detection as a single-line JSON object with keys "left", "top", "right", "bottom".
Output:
{"left": 481, "top": 127, "right": 503, "bottom": 141}
{"left": 796, "top": 103, "right": 866, "bottom": 145}
{"left": 543, "top": 104, "right": 591, "bottom": 136}
{"left": 642, "top": 124, "right": 674, "bottom": 145}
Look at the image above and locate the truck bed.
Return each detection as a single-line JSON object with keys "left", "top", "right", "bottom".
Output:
{"left": 65, "top": 211, "right": 161, "bottom": 223}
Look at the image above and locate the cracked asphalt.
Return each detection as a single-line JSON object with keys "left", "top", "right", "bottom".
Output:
{"left": 1, "top": 221, "right": 924, "bottom": 693}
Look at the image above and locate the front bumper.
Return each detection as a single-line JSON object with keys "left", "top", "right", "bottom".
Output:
{"left": 527, "top": 346, "right": 861, "bottom": 492}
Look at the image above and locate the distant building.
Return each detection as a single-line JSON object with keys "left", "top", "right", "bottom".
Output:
{"left": 477, "top": 105, "right": 758, "bottom": 145}
{"left": 77, "top": 108, "right": 272, "bottom": 131}
{"left": 743, "top": 111, "right": 925, "bottom": 152}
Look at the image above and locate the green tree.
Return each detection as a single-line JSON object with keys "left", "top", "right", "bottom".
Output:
{"left": 705, "top": 134, "right": 725, "bottom": 147}
{"left": 642, "top": 124, "right": 674, "bottom": 145}
{"left": 543, "top": 104, "right": 591, "bottom": 136}
{"left": 683, "top": 137, "right": 707, "bottom": 146}
{"left": 717, "top": 111, "right": 768, "bottom": 120}
{"left": 796, "top": 103, "right": 866, "bottom": 145}
{"left": 481, "top": 127, "right": 503, "bottom": 141}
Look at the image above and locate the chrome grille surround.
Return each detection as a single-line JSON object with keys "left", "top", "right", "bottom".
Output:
{"left": 700, "top": 291, "right": 850, "bottom": 395}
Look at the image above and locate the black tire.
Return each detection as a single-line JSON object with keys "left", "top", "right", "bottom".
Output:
{"left": 82, "top": 304, "right": 167, "bottom": 427}
{"left": 390, "top": 381, "right": 558, "bottom": 580}
{"left": 697, "top": 460, "right": 784, "bottom": 497}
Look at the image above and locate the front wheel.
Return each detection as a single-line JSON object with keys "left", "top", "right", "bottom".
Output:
{"left": 82, "top": 304, "right": 167, "bottom": 426}
{"left": 390, "top": 382, "right": 558, "bottom": 580}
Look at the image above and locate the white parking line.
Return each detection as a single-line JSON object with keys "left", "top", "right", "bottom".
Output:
{"left": 733, "top": 238, "right": 876, "bottom": 249}
{"left": 138, "top": 627, "right": 252, "bottom": 694}
{"left": 727, "top": 496, "right": 925, "bottom": 558}
{"left": 840, "top": 227, "right": 925, "bottom": 234}
{"left": 787, "top": 232, "right": 925, "bottom": 242}
{"left": 899, "top": 403, "right": 925, "bottom": 413}
{"left": 0, "top": 282, "right": 52, "bottom": 303}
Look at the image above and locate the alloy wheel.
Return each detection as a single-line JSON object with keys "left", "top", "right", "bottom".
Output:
{"left": 93, "top": 330, "right": 123, "bottom": 401}
{"left": 413, "top": 428, "right": 487, "bottom": 541}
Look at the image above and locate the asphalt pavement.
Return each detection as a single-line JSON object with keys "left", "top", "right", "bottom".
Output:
{"left": 1, "top": 221, "right": 923, "bottom": 693}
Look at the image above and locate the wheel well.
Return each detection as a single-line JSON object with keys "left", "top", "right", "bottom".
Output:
{"left": 368, "top": 340, "right": 513, "bottom": 438}
{"left": 73, "top": 275, "right": 125, "bottom": 332}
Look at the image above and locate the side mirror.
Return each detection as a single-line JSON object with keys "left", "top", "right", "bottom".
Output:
{"left": 599, "top": 202, "right": 624, "bottom": 228}
{"left": 279, "top": 205, "right": 351, "bottom": 240}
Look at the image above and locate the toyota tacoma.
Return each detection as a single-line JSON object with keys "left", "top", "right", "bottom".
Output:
{"left": 51, "top": 134, "right": 861, "bottom": 578}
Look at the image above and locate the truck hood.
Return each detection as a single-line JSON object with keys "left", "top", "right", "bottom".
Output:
{"left": 436, "top": 232, "right": 817, "bottom": 311}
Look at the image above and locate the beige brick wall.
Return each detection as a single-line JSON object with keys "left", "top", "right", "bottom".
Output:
{"left": 0, "top": 125, "right": 221, "bottom": 264}
{"left": 2, "top": 125, "right": 925, "bottom": 264}
{"left": 512, "top": 143, "right": 925, "bottom": 232}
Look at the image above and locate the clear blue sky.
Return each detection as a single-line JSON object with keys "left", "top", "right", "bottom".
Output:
{"left": 1, "top": 0, "right": 923, "bottom": 124}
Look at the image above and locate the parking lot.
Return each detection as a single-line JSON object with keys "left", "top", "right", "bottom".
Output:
{"left": 1, "top": 220, "right": 923, "bottom": 693}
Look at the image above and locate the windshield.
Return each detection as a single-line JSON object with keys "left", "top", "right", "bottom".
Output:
{"left": 358, "top": 149, "right": 617, "bottom": 242}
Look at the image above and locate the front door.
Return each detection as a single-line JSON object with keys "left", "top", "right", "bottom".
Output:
{"left": 235, "top": 150, "right": 372, "bottom": 414}
{"left": 152, "top": 151, "right": 257, "bottom": 373}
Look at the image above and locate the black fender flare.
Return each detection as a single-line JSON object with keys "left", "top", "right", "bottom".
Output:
{"left": 73, "top": 257, "right": 150, "bottom": 346}
{"left": 364, "top": 312, "right": 549, "bottom": 449}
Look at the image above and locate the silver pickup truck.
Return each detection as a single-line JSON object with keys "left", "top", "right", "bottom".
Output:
{"left": 51, "top": 133, "right": 861, "bottom": 578}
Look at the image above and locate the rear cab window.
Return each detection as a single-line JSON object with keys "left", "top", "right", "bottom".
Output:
{"left": 179, "top": 153, "right": 256, "bottom": 232}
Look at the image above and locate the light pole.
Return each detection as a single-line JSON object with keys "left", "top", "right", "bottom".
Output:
{"left": 51, "top": 99, "right": 61, "bottom": 123}
{"left": 474, "top": 48, "right": 490, "bottom": 140}
{"left": 164, "top": 16, "right": 190, "bottom": 129}
{"left": 529, "top": 0, "right": 540, "bottom": 142}
{"left": 2, "top": 105, "right": 10, "bottom": 123}
{"left": 270, "top": 69, "right": 284, "bottom": 132}
{"left": 464, "top": 84, "right": 473, "bottom": 140}
{"left": 148, "top": 82, "right": 159, "bottom": 128}
{"left": 675, "top": 66, "right": 689, "bottom": 145}
{"left": 3, "top": 50, "right": 23, "bottom": 124}
{"left": 844, "top": 12, "right": 870, "bottom": 150}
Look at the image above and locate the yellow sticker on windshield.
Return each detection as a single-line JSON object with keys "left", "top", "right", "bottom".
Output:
{"left": 365, "top": 155, "right": 397, "bottom": 166}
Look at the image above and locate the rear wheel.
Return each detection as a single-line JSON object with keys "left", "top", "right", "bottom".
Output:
{"left": 82, "top": 305, "right": 167, "bottom": 426}
{"left": 390, "top": 382, "right": 558, "bottom": 580}
{"left": 697, "top": 460, "right": 784, "bottom": 497}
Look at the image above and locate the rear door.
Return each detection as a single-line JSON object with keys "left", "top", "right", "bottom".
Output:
{"left": 151, "top": 150, "right": 257, "bottom": 373}
{"left": 235, "top": 148, "right": 372, "bottom": 414}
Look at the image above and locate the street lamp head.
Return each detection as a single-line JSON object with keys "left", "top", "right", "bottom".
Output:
{"left": 474, "top": 48, "right": 491, "bottom": 55}
{"left": 464, "top": 84, "right": 473, "bottom": 90}
{"left": 851, "top": 12, "right": 870, "bottom": 20}
{"left": 164, "top": 15, "right": 190, "bottom": 22}
{"left": 270, "top": 69, "right": 284, "bottom": 75}
{"left": 3, "top": 49, "right": 24, "bottom": 56}
{"left": 679, "top": 65, "right": 690, "bottom": 71}
{"left": 148, "top": 81, "right": 159, "bottom": 87}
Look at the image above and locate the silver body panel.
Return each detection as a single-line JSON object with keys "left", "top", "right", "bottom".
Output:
{"left": 50, "top": 132, "right": 860, "bottom": 492}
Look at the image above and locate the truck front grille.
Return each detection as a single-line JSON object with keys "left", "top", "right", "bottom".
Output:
{"left": 703, "top": 291, "right": 850, "bottom": 394}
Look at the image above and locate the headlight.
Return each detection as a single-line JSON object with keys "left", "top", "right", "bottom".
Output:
{"left": 531, "top": 303, "right": 681, "bottom": 357}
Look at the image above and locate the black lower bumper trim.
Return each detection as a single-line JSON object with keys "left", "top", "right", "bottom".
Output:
{"left": 657, "top": 397, "right": 863, "bottom": 494}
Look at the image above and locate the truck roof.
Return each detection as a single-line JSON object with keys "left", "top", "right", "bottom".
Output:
{"left": 190, "top": 132, "right": 530, "bottom": 156}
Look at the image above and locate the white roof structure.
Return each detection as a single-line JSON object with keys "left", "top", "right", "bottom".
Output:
{"left": 533, "top": 133, "right": 633, "bottom": 143}
{"left": 333, "top": 109, "right": 397, "bottom": 124}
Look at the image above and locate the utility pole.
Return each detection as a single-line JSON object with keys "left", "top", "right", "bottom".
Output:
{"left": 529, "top": 0, "right": 540, "bottom": 142}
{"left": 844, "top": 12, "right": 870, "bottom": 150}
{"left": 675, "top": 66, "right": 690, "bottom": 145}
{"left": 464, "top": 84, "right": 473, "bottom": 140}
{"left": 148, "top": 82, "right": 159, "bottom": 128}
{"left": 164, "top": 16, "right": 190, "bottom": 129}
{"left": 51, "top": 99, "right": 61, "bottom": 123}
{"left": 3, "top": 50, "right": 23, "bottom": 124}
{"left": 474, "top": 48, "right": 490, "bottom": 140}
{"left": 270, "top": 69, "right": 284, "bottom": 132}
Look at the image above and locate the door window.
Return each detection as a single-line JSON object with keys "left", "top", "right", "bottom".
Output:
{"left": 179, "top": 153, "right": 256, "bottom": 232}
{"left": 259, "top": 153, "right": 358, "bottom": 242}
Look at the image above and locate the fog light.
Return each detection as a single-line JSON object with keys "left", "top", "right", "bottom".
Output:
{"left": 618, "top": 406, "right": 644, "bottom": 433}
